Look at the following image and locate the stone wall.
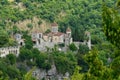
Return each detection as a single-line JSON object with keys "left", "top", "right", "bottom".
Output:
{"left": 0, "top": 46, "right": 20, "bottom": 57}
{"left": 33, "top": 42, "right": 55, "bottom": 51}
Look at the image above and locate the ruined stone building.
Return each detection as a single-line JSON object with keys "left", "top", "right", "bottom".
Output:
{"left": 31, "top": 23, "right": 92, "bottom": 51}
{"left": 0, "top": 23, "right": 91, "bottom": 57}
{"left": 31, "top": 23, "right": 73, "bottom": 51}
{"left": 14, "top": 33, "right": 25, "bottom": 46}
{"left": 0, "top": 46, "right": 20, "bottom": 57}
{"left": 85, "top": 31, "right": 91, "bottom": 50}
{"left": 0, "top": 33, "right": 23, "bottom": 57}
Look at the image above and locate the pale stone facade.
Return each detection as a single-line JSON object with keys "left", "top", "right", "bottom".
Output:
{"left": 0, "top": 46, "right": 20, "bottom": 57}
{"left": 31, "top": 31, "right": 43, "bottom": 45}
{"left": 0, "top": 33, "right": 23, "bottom": 57}
{"left": 31, "top": 23, "right": 72, "bottom": 51}
{"left": 85, "top": 31, "right": 91, "bottom": 50}
{"left": 31, "top": 23, "right": 92, "bottom": 51}
{"left": 14, "top": 33, "right": 25, "bottom": 46}
{"left": 43, "top": 32, "right": 65, "bottom": 43}
{"left": 51, "top": 23, "right": 58, "bottom": 33}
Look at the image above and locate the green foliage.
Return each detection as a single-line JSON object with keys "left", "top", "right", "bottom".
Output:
{"left": 0, "top": 60, "right": 9, "bottom": 79}
{"left": 8, "top": 38, "right": 17, "bottom": 46}
{"left": 78, "top": 44, "right": 89, "bottom": 55}
{"left": 6, "top": 66, "right": 21, "bottom": 79}
{"left": 111, "top": 54, "right": 120, "bottom": 78}
{"left": 23, "top": 34, "right": 33, "bottom": 49}
{"left": 0, "top": 28, "right": 9, "bottom": 47}
{"left": 102, "top": 3, "right": 120, "bottom": 49}
{"left": 13, "top": 25, "right": 20, "bottom": 34}
{"left": 24, "top": 67, "right": 36, "bottom": 80}
{"left": 69, "top": 43, "right": 77, "bottom": 52}
{"left": 0, "top": 58, "right": 22, "bottom": 80}
{"left": 58, "top": 43, "right": 65, "bottom": 47}
{"left": 17, "top": 64, "right": 27, "bottom": 76}
{"left": 83, "top": 49, "right": 113, "bottom": 80}
{"left": 0, "top": 70, "right": 9, "bottom": 80}
{"left": 91, "top": 35, "right": 102, "bottom": 44}
{"left": 77, "top": 44, "right": 89, "bottom": 72}
{"left": 0, "top": 0, "right": 119, "bottom": 79}
{"left": 102, "top": 1, "right": 120, "bottom": 79}
{"left": 84, "top": 49, "right": 104, "bottom": 77}
{"left": 27, "top": 23, "right": 33, "bottom": 29}
{"left": 45, "top": 29, "right": 51, "bottom": 34}
{"left": 36, "top": 53, "right": 51, "bottom": 71}
{"left": 38, "top": 20, "right": 42, "bottom": 25}
{"left": 31, "top": 48, "right": 40, "bottom": 57}
{"left": 19, "top": 47, "right": 33, "bottom": 61}
{"left": 6, "top": 54, "right": 16, "bottom": 65}
{"left": 71, "top": 66, "right": 84, "bottom": 80}
{"left": 98, "top": 43, "right": 116, "bottom": 65}
{"left": 19, "top": 45, "right": 51, "bottom": 71}
{"left": 53, "top": 51, "right": 77, "bottom": 74}
{"left": 0, "top": 0, "right": 113, "bottom": 42}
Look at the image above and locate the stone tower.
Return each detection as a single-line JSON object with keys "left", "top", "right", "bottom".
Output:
{"left": 51, "top": 23, "right": 58, "bottom": 33}
{"left": 85, "top": 31, "right": 91, "bottom": 50}
{"left": 31, "top": 30, "right": 43, "bottom": 45}
{"left": 65, "top": 27, "right": 72, "bottom": 45}
{"left": 66, "top": 27, "right": 71, "bottom": 38}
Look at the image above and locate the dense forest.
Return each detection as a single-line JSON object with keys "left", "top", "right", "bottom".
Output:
{"left": 0, "top": 0, "right": 120, "bottom": 80}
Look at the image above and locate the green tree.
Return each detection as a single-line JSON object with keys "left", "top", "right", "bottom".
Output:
{"left": 36, "top": 53, "right": 51, "bottom": 71}
{"left": 45, "top": 29, "right": 51, "bottom": 33}
{"left": 78, "top": 44, "right": 89, "bottom": 54}
{"left": 53, "top": 51, "right": 77, "bottom": 74}
{"left": 0, "top": 28, "right": 9, "bottom": 47}
{"left": 102, "top": 3, "right": 120, "bottom": 49}
{"left": 0, "top": 60, "right": 9, "bottom": 80}
{"left": 19, "top": 47, "right": 33, "bottom": 61}
{"left": 6, "top": 54, "right": 16, "bottom": 65}
{"left": 69, "top": 43, "right": 77, "bottom": 52}
{"left": 31, "top": 48, "right": 40, "bottom": 57}
{"left": 91, "top": 35, "right": 102, "bottom": 44}
{"left": 12, "top": 25, "right": 20, "bottom": 34}
{"left": 71, "top": 66, "right": 84, "bottom": 80}
{"left": 83, "top": 49, "right": 112, "bottom": 80}
{"left": 102, "top": 1, "right": 120, "bottom": 78}
{"left": 0, "top": 70, "right": 9, "bottom": 80}
{"left": 24, "top": 67, "right": 36, "bottom": 80}
{"left": 27, "top": 23, "right": 33, "bottom": 29}
{"left": 23, "top": 34, "right": 33, "bottom": 49}
{"left": 6, "top": 66, "right": 21, "bottom": 79}
{"left": 77, "top": 44, "right": 89, "bottom": 72}
{"left": 8, "top": 38, "right": 17, "bottom": 46}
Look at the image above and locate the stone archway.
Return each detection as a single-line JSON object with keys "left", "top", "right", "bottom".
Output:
{"left": 20, "top": 42, "right": 23, "bottom": 46}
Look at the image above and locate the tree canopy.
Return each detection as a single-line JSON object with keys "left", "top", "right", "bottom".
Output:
{"left": 102, "top": 3, "right": 120, "bottom": 49}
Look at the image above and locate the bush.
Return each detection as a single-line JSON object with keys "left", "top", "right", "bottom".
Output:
{"left": 27, "top": 23, "right": 33, "bottom": 29}
{"left": 69, "top": 43, "right": 77, "bottom": 51}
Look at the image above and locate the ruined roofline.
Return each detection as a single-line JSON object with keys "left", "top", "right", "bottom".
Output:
{"left": 51, "top": 22, "right": 58, "bottom": 27}
{"left": 66, "top": 27, "right": 71, "bottom": 32}
{"left": 0, "top": 46, "right": 20, "bottom": 49}
{"left": 43, "top": 32, "right": 65, "bottom": 37}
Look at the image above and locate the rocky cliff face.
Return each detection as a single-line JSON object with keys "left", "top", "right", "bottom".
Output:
{"left": 32, "top": 64, "right": 70, "bottom": 80}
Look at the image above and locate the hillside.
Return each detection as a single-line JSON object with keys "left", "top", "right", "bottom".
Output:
{"left": 0, "top": 0, "right": 115, "bottom": 31}
{"left": 0, "top": 0, "right": 119, "bottom": 80}
{"left": 0, "top": 0, "right": 115, "bottom": 42}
